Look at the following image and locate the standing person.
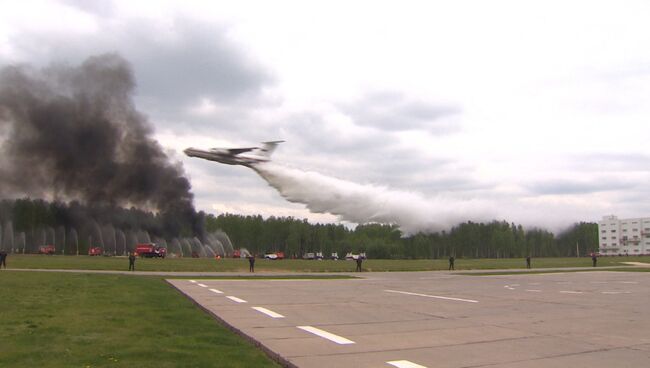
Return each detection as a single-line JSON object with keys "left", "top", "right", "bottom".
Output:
{"left": 0, "top": 250, "right": 7, "bottom": 269}
{"left": 592, "top": 253, "right": 597, "bottom": 267}
{"left": 249, "top": 255, "right": 255, "bottom": 273}
{"left": 526, "top": 256, "right": 531, "bottom": 269}
{"left": 128, "top": 252, "right": 136, "bottom": 271}
{"left": 448, "top": 255, "right": 455, "bottom": 271}
{"left": 355, "top": 256, "right": 363, "bottom": 272}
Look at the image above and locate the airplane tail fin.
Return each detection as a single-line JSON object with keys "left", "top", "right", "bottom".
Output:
{"left": 258, "top": 140, "right": 284, "bottom": 158}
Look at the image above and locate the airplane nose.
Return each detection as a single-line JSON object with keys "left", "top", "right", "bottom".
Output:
{"left": 183, "top": 148, "right": 193, "bottom": 156}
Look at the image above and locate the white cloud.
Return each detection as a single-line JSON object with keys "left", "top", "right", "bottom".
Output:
{"left": 2, "top": 0, "right": 650, "bottom": 231}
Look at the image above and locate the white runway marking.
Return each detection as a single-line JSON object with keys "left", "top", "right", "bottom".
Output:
{"left": 385, "top": 289, "right": 479, "bottom": 303}
{"left": 560, "top": 291, "right": 583, "bottom": 294}
{"left": 197, "top": 283, "right": 208, "bottom": 288}
{"left": 189, "top": 280, "right": 197, "bottom": 283}
{"left": 297, "top": 326, "right": 355, "bottom": 345}
{"left": 620, "top": 281, "right": 638, "bottom": 284}
{"left": 387, "top": 360, "right": 428, "bottom": 368}
{"left": 209, "top": 288, "right": 223, "bottom": 294}
{"left": 226, "top": 296, "right": 247, "bottom": 303}
{"left": 621, "top": 262, "right": 650, "bottom": 267}
{"left": 525, "top": 289, "right": 542, "bottom": 292}
{"left": 252, "top": 307, "right": 285, "bottom": 318}
{"left": 602, "top": 291, "right": 632, "bottom": 294}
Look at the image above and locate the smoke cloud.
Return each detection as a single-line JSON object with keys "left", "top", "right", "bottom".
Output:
{"left": 0, "top": 54, "right": 194, "bottom": 216}
{"left": 254, "top": 162, "right": 492, "bottom": 234}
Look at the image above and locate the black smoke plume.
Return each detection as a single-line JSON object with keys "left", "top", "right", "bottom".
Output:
{"left": 0, "top": 54, "right": 200, "bottom": 236}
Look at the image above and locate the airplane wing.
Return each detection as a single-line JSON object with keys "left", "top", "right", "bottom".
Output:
{"left": 225, "top": 147, "right": 256, "bottom": 155}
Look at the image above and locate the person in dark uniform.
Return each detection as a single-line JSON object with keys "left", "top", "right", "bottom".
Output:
{"left": 448, "top": 255, "right": 455, "bottom": 271}
{"left": 0, "top": 250, "right": 7, "bottom": 269}
{"left": 592, "top": 253, "right": 597, "bottom": 267}
{"left": 526, "top": 256, "right": 531, "bottom": 269}
{"left": 128, "top": 252, "right": 136, "bottom": 271}
{"left": 355, "top": 256, "right": 363, "bottom": 272}
{"left": 249, "top": 255, "right": 255, "bottom": 273}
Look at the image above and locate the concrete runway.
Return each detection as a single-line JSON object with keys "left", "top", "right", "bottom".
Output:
{"left": 168, "top": 271, "right": 650, "bottom": 368}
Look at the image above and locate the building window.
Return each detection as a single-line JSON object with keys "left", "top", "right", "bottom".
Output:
{"left": 633, "top": 228, "right": 638, "bottom": 232}
{"left": 601, "top": 230, "right": 606, "bottom": 233}
{"left": 611, "top": 230, "right": 616, "bottom": 233}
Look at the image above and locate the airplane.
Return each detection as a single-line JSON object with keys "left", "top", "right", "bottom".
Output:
{"left": 183, "top": 140, "right": 284, "bottom": 167}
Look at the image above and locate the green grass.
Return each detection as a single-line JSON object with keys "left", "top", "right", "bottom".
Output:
{"left": 5, "top": 254, "right": 650, "bottom": 272}
{"left": 0, "top": 271, "right": 281, "bottom": 368}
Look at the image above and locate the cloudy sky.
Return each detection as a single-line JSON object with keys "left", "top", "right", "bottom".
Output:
{"left": 2, "top": 0, "right": 650, "bottom": 231}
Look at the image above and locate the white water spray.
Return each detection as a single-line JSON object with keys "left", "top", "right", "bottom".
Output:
{"left": 253, "top": 162, "right": 491, "bottom": 234}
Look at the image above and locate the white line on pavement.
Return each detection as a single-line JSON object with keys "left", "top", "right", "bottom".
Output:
{"left": 297, "top": 326, "right": 355, "bottom": 345}
{"left": 602, "top": 291, "right": 632, "bottom": 294}
{"left": 525, "top": 289, "right": 542, "bottom": 292}
{"left": 252, "top": 307, "right": 285, "bottom": 318}
{"left": 226, "top": 296, "right": 247, "bottom": 303}
{"left": 559, "top": 291, "right": 583, "bottom": 294}
{"left": 387, "top": 360, "right": 427, "bottom": 368}
{"left": 197, "top": 283, "right": 208, "bottom": 288}
{"left": 189, "top": 280, "right": 197, "bottom": 283}
{"left": 620, "top": 281, "right": 638, "bottom": 284}
{"left": 209, "top": 288, "right": 223, "bottom": 294}
{"left": 385, "top": 289, "right": 479, "bottom": 303}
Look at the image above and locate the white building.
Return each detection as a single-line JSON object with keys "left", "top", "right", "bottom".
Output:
{"left": 598, "top": 215, "right": 650, "bottom": 256}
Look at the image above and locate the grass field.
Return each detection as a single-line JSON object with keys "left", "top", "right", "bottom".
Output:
{"left": 4, "top": 254, "right": 649, "bottom": 272}
{"left": 0, "top": 271, "right": 281, "bottom": 368}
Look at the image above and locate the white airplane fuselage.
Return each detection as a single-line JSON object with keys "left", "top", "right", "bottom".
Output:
{"left": 184, "top": 141, "right": 283, "bottom": 167}
{"left": 183, "top": 148, "right": 267, "bottom": 167}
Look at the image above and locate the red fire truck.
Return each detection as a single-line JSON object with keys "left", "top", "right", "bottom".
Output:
{"left": 134, "top": 243, "right": 166, "bottom": 258}
{"left": 88, "top": 247, "right": 103, "bottom": 256}
{"left": 38, "top": 245, "right": 56, "bottom": 254}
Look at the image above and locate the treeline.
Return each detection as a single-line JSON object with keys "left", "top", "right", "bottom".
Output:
{"left": 0, "top": 198, "right": 599, "bottom": 258}
{"left": 206, "top": 214, "right": 599, "bottom": 259}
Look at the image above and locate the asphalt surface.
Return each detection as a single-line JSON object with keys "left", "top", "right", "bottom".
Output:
{"left": 168, "top": 271, "right": 650, "bottom": 368}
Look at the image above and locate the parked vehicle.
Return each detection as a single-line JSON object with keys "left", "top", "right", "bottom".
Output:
{"left": 38, "top": 245, "right": 55, "bottom": 255}
{"left": 134, "top": 243, "right": 166, "bottom": 258}
{"left": 345, "top": 252, "right": 367, "bottom": 260}
{"left": 88, "top": 247, "right": 103, "bottom": 256}
{"left": 264, "top": 251, "right": 285, "bottom": 260}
